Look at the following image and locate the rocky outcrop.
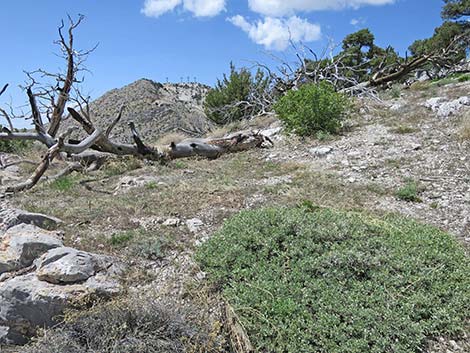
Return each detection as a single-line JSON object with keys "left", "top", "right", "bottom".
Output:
{"left": 0, "top": 207, "right": 62, "bottom": 232}
{"left": 424, "top": 96, "right": 470, "bottom": 117}
{"left": 0, "top": 224, "right": 63, "bottom": 274}
{"left": 0, "top": 205, "right": 124, "bottom": 345}
{"left": 62, "top": 78, "right": 214, "bottom": 143}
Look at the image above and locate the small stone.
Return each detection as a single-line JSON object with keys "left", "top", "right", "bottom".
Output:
{"left": 186, "top": 218, "right": 203, "bottom": 233}
{"left": 35, "top": 247, "right": 98, "bottom": 284}
{"left": 309, "top": 146, "right": 333, "bottom": 157}
{"left": 449, "top": 340, "right": 461, "bottom": 350}
{"left": 195, "top": 271, "right": 206, "bottom": 281}
{"left": 162, "top": 218, "right": 181, "bottom": 227}
{"left": 410, "top": 143, "right": 422, "bottom": 151}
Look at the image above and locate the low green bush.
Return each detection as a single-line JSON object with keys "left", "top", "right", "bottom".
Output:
{"left": 395, "top": 179, "right": 422, "bottom": 202}
{"left": 197, "top": 206, "right": 469, "bottom": 353}
{"left": 108, "top": 230, "right": 134, "bottom": 247}
{"left": 274, "top": 82, "right": 349, "bottom": 136}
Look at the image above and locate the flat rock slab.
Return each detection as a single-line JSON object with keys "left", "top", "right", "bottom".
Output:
{"left": 0, "top": 273, "right": 90, "bottom": 344}
{"left": 35, "top": 247, "right": 114, "bottom": 285}
{"left": 0, "top": 224, "right": 63, "bottom": 275}
{"left": 0, "top": 208, "right": 62, "bottom": 232}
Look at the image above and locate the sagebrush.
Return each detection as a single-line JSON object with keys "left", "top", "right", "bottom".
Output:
{"left": 197, "top": 206, "right": 470, "bottom": 353}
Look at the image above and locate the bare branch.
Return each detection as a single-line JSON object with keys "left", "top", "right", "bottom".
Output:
{"left": 26, "top": 87, "right": 46, "bottom": 134}
{"left": 105, "top": 104, "right": 125, "bottom": 137}
{"left": 0, "top": 84, "right": 8, "bottom": 97}
{"left": 0, "top": 108, "right": 14, "bottom": 132}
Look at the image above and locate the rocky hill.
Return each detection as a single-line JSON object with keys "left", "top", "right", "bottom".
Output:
{"left": 64, "top": 78, "right": 214, "bottom": 143}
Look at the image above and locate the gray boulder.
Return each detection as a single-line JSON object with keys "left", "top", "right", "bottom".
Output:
{"left": 0, "top": 208, "right": 62, "bottom": 232}
{"left": 0, "top": 248, "right": 124, "bottom": 345}
{"left": 35, "top": 247, "right": 117, "bottom": 285}
{"left": 0, "top": 224, "right": 63, "bottom": 275}
{"left": 0, "top": 204, "right": 124, "bottom": 346}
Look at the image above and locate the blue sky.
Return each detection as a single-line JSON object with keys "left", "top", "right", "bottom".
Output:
{"left": 0, "top": 0, "right": 445, "bottom": 116}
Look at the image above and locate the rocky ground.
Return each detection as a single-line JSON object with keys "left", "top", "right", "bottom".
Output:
{"left": 0, "top": 79, "right": 469, "bottom": 352}
{"left": 268, "top": 81, "right": 470, "bottom": 245}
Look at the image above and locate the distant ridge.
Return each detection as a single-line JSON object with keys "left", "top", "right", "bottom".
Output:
{"left": 63, "top": 78, "right": 214, "bottom": 143}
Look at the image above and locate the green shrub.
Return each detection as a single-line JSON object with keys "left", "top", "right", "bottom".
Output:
{"left": 274, "top": 82, "right": 349, "bottom": 136}
{"left": 196, "top": 207, "right": 469, "bottom": 353}
{"left": 49, "top": 176, "right": 77, "bottom": 192}
{"left": 108, "top": 231, "right": 134, "bottom": 247}
{"left": 396, "top": 179, "right": 422, "bottom": 202}
{"left": 390, "top": 85, "right": 402, "bottom": 98}
{"left": 204, "top": 62, "right": 272, "bottom": 124}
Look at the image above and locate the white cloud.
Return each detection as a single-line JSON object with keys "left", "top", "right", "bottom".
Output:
{"left": 183, "top": 0, "right": 225, "bottom": 17}
{"left": 141, "top": 0, "right": 182, "bottom": 17}
{"left": 350, "top": 17, "right": 366, "bottom": 26}
{"left": 228, "top": 15, "right": 321, "bottom": 51}
{"left": 248, "top": 0, "right": 395, "bottom": 17}
{"left": 142, "top": 0, "right": 225, "bottom": 18}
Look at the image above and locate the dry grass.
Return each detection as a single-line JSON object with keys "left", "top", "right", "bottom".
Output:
{"left": 12, "top": 150, "right": 381, "bottom": 261}
{"left": 23, "top": 291, "right": 228, "bottom": 353}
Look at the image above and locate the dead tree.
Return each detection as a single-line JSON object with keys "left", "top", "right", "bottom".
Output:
{"left": 276, "top": 31, "right": 468, "bottom": 98}
{"left": 0, "top": 17, "right": 272, "bottom": 193}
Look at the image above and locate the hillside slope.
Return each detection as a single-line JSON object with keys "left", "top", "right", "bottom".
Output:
{"left": 64, "top": 78, "right": 214, "bottom": 143}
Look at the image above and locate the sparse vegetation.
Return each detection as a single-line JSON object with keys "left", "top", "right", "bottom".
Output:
{"left": 274, "top": 82, "right": 349, "bottom": 136}
{"left": 49, "top": 175, "right": 78, "bottom": 192}
{"left": 146, "top": 181, "right": 159, "bottom": 190}
{"left": 395, "top": 178, "right": 423, "bottom": 202}
{"left": 390, "top": 84, "right": 402, "bottom": 98}
{"left": 109, "top": 230, "right": 135, "bottom": 247}
{"left": 23, "top": 294, "right": 217, "bottom": 353}
{"left": 104, "top": 157, "right": 143, "bottom": 176}
{"left": 197, "top": 206, "right": 470, "bottom": 353}
{"left": 390, "top": 125, "right": 417, "bottom": 134}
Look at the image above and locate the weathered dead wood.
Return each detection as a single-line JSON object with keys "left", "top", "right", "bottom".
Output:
{"left": 0, "top": 159, "right": 37, "bottom": 169}
{"left": 223, "top": 301, "right": 254, "bottom": 353}
{"left": 67, "top": 107, "right": 272, "bottom": 162}
{"left": 369, "top": 55, "right": 431, "bottom": 87}
{"left": 169, "top": 131, "right": 272, "bottom": 159}
{"left": 48, "top": 15, "right": 85, "bottom": 137}
{"left": 5, "top": 128, "right": 102, "bottom": 192}
{"left": 44, "top": 162, "right": 83, "bottom": 181}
